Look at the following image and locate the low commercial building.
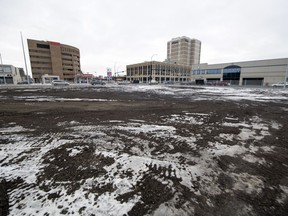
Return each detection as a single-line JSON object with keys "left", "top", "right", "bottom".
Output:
{"left": 79, "top": 73, "right": 94, "bottom": 83}
{"left": 28, "top": 39, "right": 81, "bottom": 83}
{"left": 191, "top": 58, "right": 288, "bottom": 86}
{"left": 0, "top": 64, "right": 22, "bottom": 84}
{"left": 126, "top": 61, "right": 191, "bottom": 83}
{"left": 41, "top": 74, "right": 60, "bottom": 84}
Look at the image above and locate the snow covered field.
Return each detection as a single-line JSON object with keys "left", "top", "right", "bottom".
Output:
{"left": 1, "top": 85, "right": 288, "bottom": 215}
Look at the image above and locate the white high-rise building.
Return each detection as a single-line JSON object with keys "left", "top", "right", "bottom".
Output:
{"left": 167, "top": 36, "right": 201, "bottom": 66}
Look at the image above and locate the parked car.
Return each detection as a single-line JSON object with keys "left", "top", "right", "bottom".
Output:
{"left": 91, "top": 80, "right": 106, "bottom": 85}
{"left": 164, "top": 81, "right": 174, "bottom": 85}
{"left": 272, "top": 82, "right": 288, "bottom": 87}
{"left": 213, "top": 81, "right": 230, "bottom": 86}
{"left": 180, "top": 81, "right": 196, "bottom": 85}
{"left": 118, "top": 81, "right": 130, "bottom": 85}
{"left": 52, "top": 80, "right": 70, "bottom": 86}
{"left": 17, "top": 79, "right": 34, "bottom": 84}
{"left": 17, "top": 81, "right": 29, "bottom": 84}
{"left": 132, "top": 80, "right": 140, "bottom": 84}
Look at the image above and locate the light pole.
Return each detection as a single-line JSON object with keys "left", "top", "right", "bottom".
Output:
{"left": 114, "top": 62, "right": 117, "bottom": 82}
{"left": 116, "top": 66, "right": 123, "bottom": 79}
{"left": 150, "top": 54, "right": 157, "bottom": 83}
{"left": 284, "top": 63, "right": 288, "bottom": 89}
{"left": 20, "top": 32, "right": 30, "bottom": 85}
{"left": 0, "top": 52, "right": 6, "bottom": 84}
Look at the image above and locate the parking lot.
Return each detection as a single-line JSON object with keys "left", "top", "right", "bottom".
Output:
{"left": 1, "top": 84, "right": 288, "bottom": 216}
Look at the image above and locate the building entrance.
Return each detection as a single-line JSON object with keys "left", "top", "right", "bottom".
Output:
{"left": 223, "top": 65, "right": 241, "bottom": 85}
{"left": 195, "top": 79, "right": 205, "bottom": 85}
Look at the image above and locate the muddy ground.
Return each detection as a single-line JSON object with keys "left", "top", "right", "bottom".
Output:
{"left": 0, "top": 85, "right": 288, "bottom": 216}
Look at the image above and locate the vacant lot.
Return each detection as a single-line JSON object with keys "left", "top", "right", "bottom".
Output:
{"left": 1, "top": 85, "right": 288, "bottom": 216}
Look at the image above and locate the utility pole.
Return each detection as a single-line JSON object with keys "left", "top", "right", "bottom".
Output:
{"left": 284, "top": 64, "right": 288, "bottom": 89}
{"left": 20, "top": 32, "right": 30, "bottom": 85}
{"left": 150, "top": 54, "right": 157, "bottom": 83}
{"left": 114, "top": 62, "right": 117, "bottom": 82}
{"left": 0, "top": 53, "right": 6, "bottom": 84}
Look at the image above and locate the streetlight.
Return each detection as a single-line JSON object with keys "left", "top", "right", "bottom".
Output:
{"left": 117, "top": 65, "right": 123, "bottom": 74}
{"left": 284, "top": 64, "right": 288, "bottom": 88}
{"left": 20, "top": 32, "right": 30, "bottom": 85}
{"left": 150, "top": 54, "right": 157, "bottom": 83}
{"left": 151, "top": 54, "right": 157, "bottom": 61}
{"left": 114, "top": 62, "right": 117, "bottom": 82}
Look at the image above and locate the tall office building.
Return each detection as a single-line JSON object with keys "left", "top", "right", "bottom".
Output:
{"left": 28, "top": 39, "right": 81, "bottom": 83}
{"left": 167, "top": 36, "right": 201, "bottom": 66}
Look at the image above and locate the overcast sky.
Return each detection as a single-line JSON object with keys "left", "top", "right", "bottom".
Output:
{"left": 1, "top": 0, "right": 288, "bottom": 76}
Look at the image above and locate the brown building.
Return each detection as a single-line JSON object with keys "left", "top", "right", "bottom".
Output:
{"left": 28, "top": 39, "right": 81, "bottom": 83}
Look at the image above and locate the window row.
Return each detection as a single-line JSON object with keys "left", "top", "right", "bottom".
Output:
{"left": 30, "top": 55, "right": 51, "bottom": 59}
{"left": 29, "top": 49, "right": 50, "bottom": 54}
{"left": 32, "top": 67, "right": 52, "bottom": 71}
{"left": 127, "top": 71, "right": 190, "bottom": 76}
{"left": 61, "top": 47, "right": 79, "bottom": 54}
{"left": 192, "top": 68, "right": 222, "bottom": 75}
{"left": 62, "top": 63, "right": 73, "bottom": 66}
{"left": 37, "top": 43, "right": 50, "bottom": 49}
{"left": 31, "top": 61, "right": 51, "bottom": 65}
{"left": 62, "top": 53, "right": 72, "bottom": 57}
{"left": 62, "top": 58, "right": 72, "bottom": 61}
{"left": 0, "top": 66, "right": 12, "bottom": 73}
{"left": 223, "top": 68, "right": 241, "bottom": 73}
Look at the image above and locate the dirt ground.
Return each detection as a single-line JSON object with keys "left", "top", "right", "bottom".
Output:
{"left": 1, "top": 85, "right": 288, "bottom": 216}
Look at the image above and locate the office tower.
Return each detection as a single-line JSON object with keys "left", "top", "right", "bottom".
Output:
{"left": 28, "top": 39, "right": 81, "bottom": 83}
{"left": 167, "top": 36, "right": 201, "bottom": 66}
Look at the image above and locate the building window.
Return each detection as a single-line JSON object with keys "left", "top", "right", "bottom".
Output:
{"left": 37, "top": 44, "right": 50, "bottom": 49}
{"left": 30, "top": 55, "right": 50, "bottom": 59}
{"left": 29, "top": 49, "right": 50, "bottom": 54}
{"left": 192, "top": 70, "right": 206, "bottom": 75}
{"left": 223, "top": 65, "right": 241, "bottom": 81}
{"left": 223, "top": 68, "right": 241, "bottom": 73}
{"left": 207, "top": 69, "right": 221, "bottom": 74}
